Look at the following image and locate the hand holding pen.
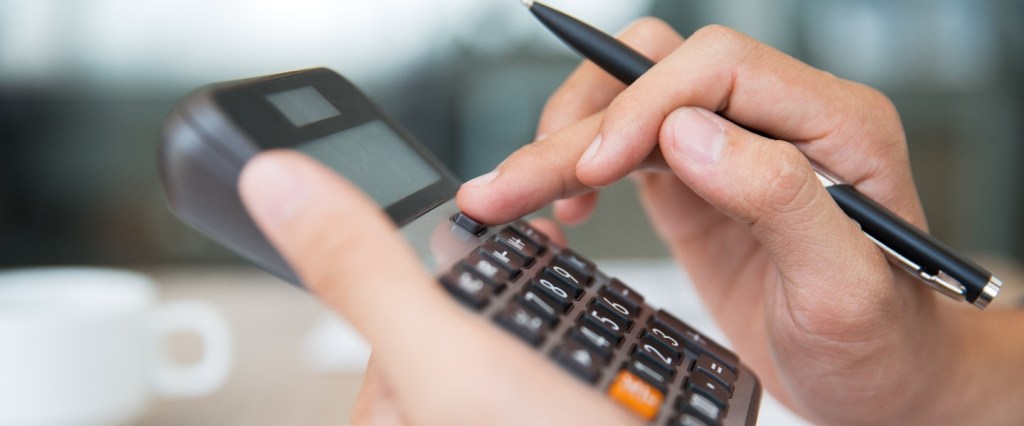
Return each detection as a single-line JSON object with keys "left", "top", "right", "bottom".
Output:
{"left": 453, "top": 2, "right": 1024, "bottom": 424}
{"left": 521, "top": 0, "right": 1000, "bottom": 309}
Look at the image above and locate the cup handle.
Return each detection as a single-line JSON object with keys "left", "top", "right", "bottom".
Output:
{"left": 149, "top": 300, "right": 233, "bottom": 398}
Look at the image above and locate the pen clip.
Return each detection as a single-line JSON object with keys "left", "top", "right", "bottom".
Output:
{"left": 862, "top": 233, "right": 968, "bottom": 301}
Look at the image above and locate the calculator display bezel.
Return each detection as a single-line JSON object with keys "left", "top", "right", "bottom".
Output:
{"left": 212, "top": 68, "right": 460, "bottom": 227}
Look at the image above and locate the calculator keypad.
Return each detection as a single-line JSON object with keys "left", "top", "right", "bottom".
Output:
{"left": 437, "top": 219, "right": 755, "bottom": 425}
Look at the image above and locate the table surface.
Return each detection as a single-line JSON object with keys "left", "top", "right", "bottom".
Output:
{"left": 139, "top": 256, "right": 1024, "bottom": 425}
{"left": 142, "top": 267, "right": 362, "bottom": 425}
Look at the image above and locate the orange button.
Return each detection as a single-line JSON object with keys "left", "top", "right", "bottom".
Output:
{"left": 607, "top": 370, "right": 664, "bottom": 421}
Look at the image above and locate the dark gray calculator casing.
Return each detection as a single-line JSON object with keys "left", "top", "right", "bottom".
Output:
{"left": 158, "top": 68, "right": 761, "bottom": 425}
{"left": 159, "top": 68, "right": 466, "bottom": 283}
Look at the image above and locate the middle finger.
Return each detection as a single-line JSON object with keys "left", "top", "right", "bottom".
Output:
{"left": 537, "top": 17, "right": 685, "bottom": 137}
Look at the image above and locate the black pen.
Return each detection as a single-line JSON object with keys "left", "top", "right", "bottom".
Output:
{"left": 522, "top": 0, "right": 1002, "bottom": 309}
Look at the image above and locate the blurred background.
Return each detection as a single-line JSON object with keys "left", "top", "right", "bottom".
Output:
{"left": 1, "top": 1, "right": 1021, "bottom": 424}
{"left": 1, "top": 0, "right": 1022, "bottom": 267}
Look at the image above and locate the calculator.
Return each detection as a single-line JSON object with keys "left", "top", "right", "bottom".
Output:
{"left": 158, "top": 68, "right": 761, "bottom": 425}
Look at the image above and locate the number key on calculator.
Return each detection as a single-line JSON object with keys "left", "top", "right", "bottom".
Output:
{"left": 441, "top": 218, "right": 762, "bottom": 425}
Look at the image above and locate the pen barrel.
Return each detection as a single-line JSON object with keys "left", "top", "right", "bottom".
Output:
{"left": 530, "top": 2, "right": 655, "bottom": 84}
{"left": 827, "top": 184, "right": 991, "bottom": 302}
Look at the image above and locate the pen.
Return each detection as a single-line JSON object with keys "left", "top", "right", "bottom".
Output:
{"left": 522, "top": 0, "right": 1002, "bottom": 309}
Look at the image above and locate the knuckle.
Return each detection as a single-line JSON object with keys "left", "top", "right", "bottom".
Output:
{"left": 847, "top": 83, "right": 909, "bottom": 158}
{"left": 539, "top": 89, "right": 576, "bottom": 126}
{"left": 752, "top": 143, "right": 816, "bottom": 215}
{"left": 621, "top": 17, "right": 677, "bottom": 42}
{"left": 857, "top": 84, "right": 901, "bottom": 125}
{"left": 606, "top": 91, "right": 646, "bottom": 124}
{"left": 687, "top": 25, "right": 768, "bottom": 75}
{"left": 519, "top": 138, "right": 549, "bottom": 159}
{"left": 689, "top": 24, "right": 751, "bottom": 52}
{"left": 511, "top": 142, "right": 572, "bottom": 198}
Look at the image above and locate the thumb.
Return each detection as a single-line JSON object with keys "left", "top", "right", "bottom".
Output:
{"left": 239, "top": 150, "right": 632, "bottom": 425}
{"left": 237, "top": 150, "right": 449, "bottom": 335}
{"left": 659, "top": 107, "right": 897, "bottom": 327}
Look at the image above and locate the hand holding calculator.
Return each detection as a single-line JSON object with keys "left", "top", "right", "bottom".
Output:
{"left": 160, "top": 68, "right": 760, "bottom": 425}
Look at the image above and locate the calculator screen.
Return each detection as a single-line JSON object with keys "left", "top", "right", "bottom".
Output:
{"left": 214, "top": 68, "right": 459, "bottom": 226}
{"left": 297, "top": 120, "right": 442, "bottom": 208}
{"left": 266, "top": 86, "right": 341, "bottom": 127}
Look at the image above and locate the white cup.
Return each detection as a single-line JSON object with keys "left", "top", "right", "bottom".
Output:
{"left": 0, "top": 267, "right": 232, "bottom": 425}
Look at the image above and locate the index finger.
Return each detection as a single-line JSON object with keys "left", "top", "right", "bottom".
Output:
{"left": 456, "top": 113, "right": 603, "bottom": 224}
{"left": 578, "top": 25, "right": 923, "bottom": 225}
{"left": 458, "top": 19, "right": 684, "bottom": 225}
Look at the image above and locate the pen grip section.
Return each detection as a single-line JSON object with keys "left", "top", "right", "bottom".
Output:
{"left": 826, "top": 184, "right": 990, "bottom": 302}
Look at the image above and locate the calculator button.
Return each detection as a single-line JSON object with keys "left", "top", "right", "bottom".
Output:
{"left": 581, "top": 304, "right": 629, "bottom": 338}
{"left": 670, "top": 413, "right": 711, "bottom": 426}
{"left": 607, "top": 370, "right": 664, "bottom": 421}
{"left": 685, "top": 371, "right": 731, "bottom": 407}
{"left": 556, "top": 248, "right": 596, "bottom": 277}
{"left": 607, "top": 278, "right": 645, "bottom": 312}
{"left": 643, "top": 327, "right": 685, "bottom": 360}
{"left": 635, "top": 334, "right": 681, "bottom": 373}
{"left": 494, "top": 301, "right": 552, "bottom": 347}
{"left": 529, "top": 274, "right": 578, "bottom": 309}
{"left": 440, "top": 267, "right": 497, "bottom": 310}
{"left": 519, "top": 289, "right": 563, "bottom": 322}
{"left": 451, "top": 212, "right": 486, "bottom": 235}
{"left": 511, "top": 220, "right": 549, "bottom": 246}
{"left": 693, "top": 355, "right": 736, "bottom": 393}
{"left": 465, "top": 252, "right": 516, "bottom": 283}
{"left": 552, "top": 339, "right": 604, "bottom": 384}
{"left": 677, "top": 392, "right": 724, "bottom": 424}
{"left": 546, "top": 260, "right": 591, "bottom": 288}
{"left": 626, "top": 357, "right": 673, "bottom": 392}
{"left": 652, "top": 310, "right": 738, "bottom": 370}
{"left": 595, "top": 290, "right": 638, "bottom": 324}
{"left": 567, "top": 324, "right": 616, "bottom": 360}
{"left": 495, "top": 228, "right": 541, "bottom": 259}
{"left": 481, "top": 239, "right": 530, "bottom": 272}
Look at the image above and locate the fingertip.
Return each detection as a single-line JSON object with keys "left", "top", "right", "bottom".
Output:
{"left": 661, "top": 107, "right": 726, "bottom": 168}
{"left": 553, "top": 193, "right": 599, "bottom": 226}
{"left": 454, "top": 175, "right": 522, "bottom": 225}
{"left": 239, "top": 151, "right": 313, "bottom": 229}
{"left": 575, "top": 135, "right": 603, "bottom": 170}
{"left": 463, "top": 169, "right": 499, "bottom": 189}
{"left": 455, "top": 165, "right": 509, "bottom": 222}
{"left": 573, "top": 135, "right": 623, "bottom": 188}
{"left": 576, "top": 97, "right": 667, "bottom": 187}
{"left": 526, "top": 217, "right": 567, "bottom": 246}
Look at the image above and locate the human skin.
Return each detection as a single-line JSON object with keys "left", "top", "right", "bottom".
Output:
{"left": 240, "top": 19, "right": 1024, "bottom": 426}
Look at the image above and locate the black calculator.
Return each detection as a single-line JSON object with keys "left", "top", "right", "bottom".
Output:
{"left": 158, "top": 68, "right": 761, "bottom": 425}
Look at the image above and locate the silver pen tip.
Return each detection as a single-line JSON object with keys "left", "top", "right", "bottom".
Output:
{"left": 521, "top": 0, "right": 534, "bottom": 7}
{"left": 973, "top": 276, "right": 1002, "bottom": 309}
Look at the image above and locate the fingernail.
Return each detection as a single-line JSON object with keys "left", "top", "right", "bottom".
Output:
{"left": 577, "top": 135, "right": 603, "bottom": 168}
{"left": 243, "top": 156, "right": 310, "bottom": 226}
{"left": 670, "top": 108, "right": 725, "bottom": 166}
{"left": 466, "top": 169, "right": 499, "bottom": 187}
